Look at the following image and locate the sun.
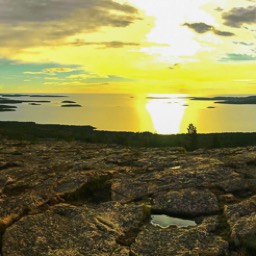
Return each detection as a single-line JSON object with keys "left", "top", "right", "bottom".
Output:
{"left": 127, "top": 0, "right": 215, "bottom": 62}
{"left": 146, "top": 94, "right": 188, "bottom": 134}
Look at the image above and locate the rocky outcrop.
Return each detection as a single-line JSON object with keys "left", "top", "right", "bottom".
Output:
{"left": 224, "top": 195, "right": 256, "bottom": 252}
{"left": 2, "top": 203, "right": 145, "bottom": 256}
{"left": 130, "top": 223, "right": 229, "bottom": 256}
{"left": 0, "top": 140, "right": 256, "bottom": 255}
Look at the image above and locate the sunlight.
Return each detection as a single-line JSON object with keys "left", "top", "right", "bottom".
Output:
{"left": 128, "top": 0, "right": 214, "bottom": 62}
{"left": 146, "top": 94, "right": 188, "bottom": 134}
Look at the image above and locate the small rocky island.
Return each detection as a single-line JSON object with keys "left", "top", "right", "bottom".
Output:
{"left": 0, "top": 139, "right": 256, "bottom": 255}
{"left": 61, "top": 104, "right": 82, "bottom": 107}
{"left": 61, "top": 100, "right": 82, "bottom": 107}
{"left": 0, "top": 94, "right": 68, "bottom": 112}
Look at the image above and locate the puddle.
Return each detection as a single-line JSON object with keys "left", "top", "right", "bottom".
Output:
{"left": 151, "top": 214, "right": 197, "bottom": 228}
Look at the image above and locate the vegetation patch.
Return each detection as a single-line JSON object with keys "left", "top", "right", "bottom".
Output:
{"left": 2, "top": 121, "right": 256, "bottom": 150}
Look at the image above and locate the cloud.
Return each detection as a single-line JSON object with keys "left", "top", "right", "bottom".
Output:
{"left": 233, "top": 41, "right": 254, "bottom": 46}
{"left": 183, "top": 22, "right": 234, "bottom": 37}
{"left": 43, "top": 67, "right": 78, "bottom": 74}
{"left": 183, "top": 22, "right": 213, "bottom": 33}
{"left": 0, "top": 0, "right": 138, "bottom": 24}
{"left": 82, "top": 75, "right": 132, "bottom": 83}
{"left": 70, "top": 40, "right": 140, "bottom": 48}
{"left": 215, "top": 7, "right": 224, "bottom": 12}
{"left": 243, "top": 26, "right": 256, "bottom": 32}
{"left": 0, "top": 0, "right": 140, "bottom": 48}
{"left": 220, "top": 53, "right": 256, "bottom": 62}
{"left": 222, "top": 6, "right": 256, "bottom": 27}
{"left": 24, "top": 67, "right": 79, "bottom": 75}
{"left": 213, "top": 30, "right": 234, "bottom": 36}
{"left": 45, "top": 74, "right": 132, "bottom": 85}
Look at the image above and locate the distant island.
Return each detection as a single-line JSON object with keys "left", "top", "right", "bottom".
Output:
{"left": 191, "top": 95, "right": 256, "bottom": 104}
{"left": 0, "top": 94, "right": 72, "bottom": 112}
{"left": 61, "top": 100, "right": 77, "bottom": 104}
{"left": 0, "top": 104, "right": 17, "bottom": 112}
{"left": 0, "top": 97, "right": 50, "bottom": 105}
{"left": 0, "top": 94, "right": 66, "bottom": 98}
{"left": 61, "top": 104, "right": 82, "bottom": 107}
{"left": 61, "top": 100, "right": 82, "bottom": 107}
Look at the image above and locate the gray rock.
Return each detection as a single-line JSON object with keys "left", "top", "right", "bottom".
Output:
{"left": 130, "top": 223, "right": 229, "bottom": 256}
{"left": 2, "top": 202, "right": 146, "bottom": 256}
{"left": 224, "top": 195, "right": 256, "bottom": 250}
{"left": 153, "top": 188, "right": 220, "bottom": 217}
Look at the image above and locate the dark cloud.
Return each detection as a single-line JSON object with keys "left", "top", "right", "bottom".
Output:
{"left": 0, "top": 0, "right": 138, "bottom": 23}
{"left": 183, "top": 22, "right": 234, "bottom": 37}
{"left": 222, "top": 6, "right": 256, "bottom": 27}
{"left": 220, "top": 53, "right": 256, "bottom": 62}
{"left": 0, "top": 0, "right": 140, "bottom": 48}
{"left": 183, "top": 22, "right": 213, "bottom": 33}
{"left": 213, "top": 29, "right": 235, "bottom": 36}
{"left": 70, "top": 40, "right": 140, "bottom": 48}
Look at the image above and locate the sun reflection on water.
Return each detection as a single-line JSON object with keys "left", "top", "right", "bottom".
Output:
{"left": 146, "top": 94, "right": 188, "bottom": 134}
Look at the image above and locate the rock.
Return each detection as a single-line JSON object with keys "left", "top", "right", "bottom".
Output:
{"left": 224, "top": 195, "right": 256, "bottom": 250}
{"left": 2, "top": 202, "right": 146, "bottom": 256}
{"left": 0, "top": 140, "right": 256, "bottom": 255}
{"left": 130, "top": 223, "right": 229, "bottom": 256}
{"left": 153, "top": 188, "right": 220, "bottom": 217}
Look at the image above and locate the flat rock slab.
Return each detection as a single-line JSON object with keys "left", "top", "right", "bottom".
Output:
{"left": 2, "top": 202, "right": 145, "bottom": 256}
{"left": 153, "top": 188, "right": 220, "bottom": 217}
{"left": 130, "top": 224, "right": 229, "bottom": 256}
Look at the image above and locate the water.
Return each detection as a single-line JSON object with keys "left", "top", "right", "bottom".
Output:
{"left": 151, "top": 214, "right": 197, "bottom": 228}
{"left": 0, "top": 93, "right": 256, "bottom": 134}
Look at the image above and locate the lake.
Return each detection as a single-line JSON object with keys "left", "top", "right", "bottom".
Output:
{"left": 0, "top": 93, "right": 255, "bottom": 134}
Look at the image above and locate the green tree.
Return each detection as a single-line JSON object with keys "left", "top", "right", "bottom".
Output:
{"left": 186, "top": 123, "right": 198, "bottom": 150}
{"left": 187, "top": 123, "right": 197, "bottom": 135}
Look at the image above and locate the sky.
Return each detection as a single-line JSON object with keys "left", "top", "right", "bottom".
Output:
{"left": 0, "top": 0, "right": 255, "bottom": 94}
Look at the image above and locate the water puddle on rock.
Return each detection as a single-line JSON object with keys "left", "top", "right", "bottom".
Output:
{"left": 151, "top": 214, "right": 197, "bottom": 228}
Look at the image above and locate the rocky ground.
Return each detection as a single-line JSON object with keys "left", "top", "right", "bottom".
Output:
{"left": 0, "top": 139, "right": 256, "bottom": 255}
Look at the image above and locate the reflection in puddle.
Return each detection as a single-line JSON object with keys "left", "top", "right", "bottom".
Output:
{"left": 151, "top": 214, "right": 197, "bottom": 228}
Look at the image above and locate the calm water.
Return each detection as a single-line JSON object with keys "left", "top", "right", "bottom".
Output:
{"left": 0, "top": 93, "right": 256, "bottom": 134}
{"left": 151, "top": 214, "right": 196, "bottom": 228}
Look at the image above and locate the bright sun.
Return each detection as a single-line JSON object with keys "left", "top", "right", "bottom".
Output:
{"left": 127, "top": 0, "right": 214, "bottom": 62}
{"left": 146, "top": 94, "right": 188, "bottom": 134}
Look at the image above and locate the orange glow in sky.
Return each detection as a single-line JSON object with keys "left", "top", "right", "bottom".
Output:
{"left": 0, "top": 0, "right": 255, "bottom": 94}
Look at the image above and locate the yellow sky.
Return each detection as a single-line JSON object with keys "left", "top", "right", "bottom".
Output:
{"left": 0, "top": 0, "right": 255, "bottom": 94}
